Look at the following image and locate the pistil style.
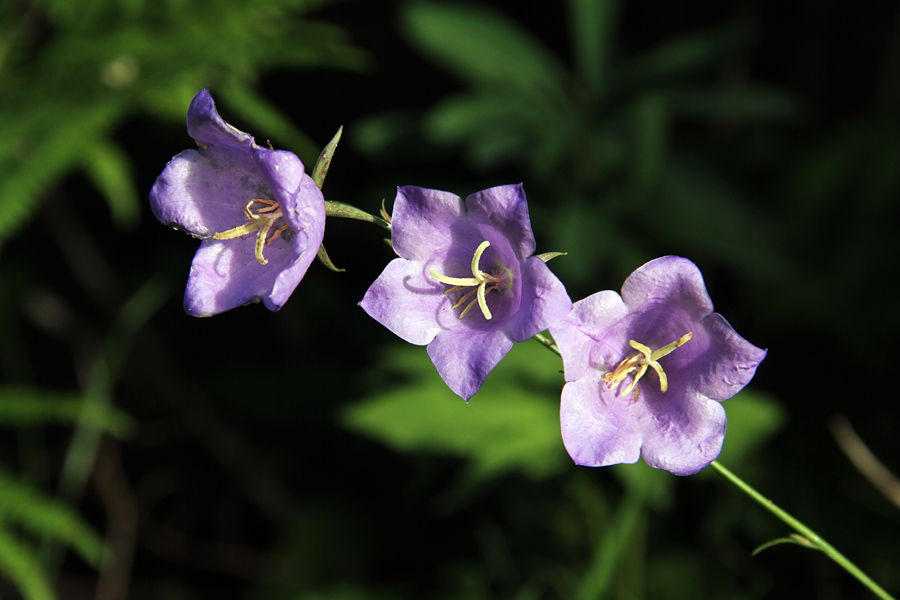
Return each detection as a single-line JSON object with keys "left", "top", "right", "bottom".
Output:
{"left": 602, "top": 332, "right": 693, "bottom": 399}
{"left": 429, "top": 241, "right": 509, "bottom": 320}
{"left": 211, "top": 198, "right": 290, "bottom": 265}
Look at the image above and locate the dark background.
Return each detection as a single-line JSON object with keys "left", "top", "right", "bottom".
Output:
{"left": 0, "top": 0, "right": 898, "bottom": 598}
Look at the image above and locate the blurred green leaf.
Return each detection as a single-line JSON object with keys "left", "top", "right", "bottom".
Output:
{"left": 342, "top": 341, "right": 567, "bottom": 485}
{"left": 0, "top": 468, "right": 104, "bottom": 567}
{"left": 715, "top": 387, "right": 786, "bottom": 467}
{"left": 0, "top": 523, "right": 55, "bottom": 600}
{"left": 665, "top": 87, "right": 799, "bottom": 122}
{"left": 611, "top": 24, "right": 755, "bottom": 93}
{"left": 630, "top": 92, "right": 668, "bottom": 196}
{"left": 0, "top": 0, "right": 364, "bottom": 250}
{"left": 81, "top": 138, "right": 140, "bottom": 229}
{"left": 568, "top": 0, "right": 619, "bottom": 98}
{"left": 401, "top": 1, "right": 568, "bottom": 96}
{"left": 653, "top": 159, "right": 793, "bottom": 282}
{"left": 0, "top": 386, "right": 134, "bottom": 436}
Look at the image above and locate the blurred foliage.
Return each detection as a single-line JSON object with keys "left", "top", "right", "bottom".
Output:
{"left": 343, "top": 341, "right": 569, "bottom": 491}
{"left": 0, "top": 0, "right": 363, "bottom": 596}
{"left": 0, "top": 0, "right": 365, "bottom": 250}
{"left": 0, "top": 0, "right": 898, "bottom": 598}
{"left": 355, "top": 0, "right": 799, "bottom": 291}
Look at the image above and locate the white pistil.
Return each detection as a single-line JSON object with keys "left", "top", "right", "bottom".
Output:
{"left": 211, "top": 199, "right": 289, "bottom": 265}
{"left": 602, "top": 332, "right": 693, "bottom": 400}
{"left": 429, "top": 240, "right": 508, "bottom": 320}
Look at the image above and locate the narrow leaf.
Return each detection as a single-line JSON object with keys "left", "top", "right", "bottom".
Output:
{"left": 402, "top": 1, "right": 567, "bottom": 95}
{"left": 312, "top": 126, "right": 343, "bottom": 189}
{"left": 0, "top": 468, "right": 104, "bottom": 566}
{"left": 568, "top": 0, "right": 619, "bottom": 97}
{"left": 316, "top": 244, "right": 345, "bottom": 273}
{"left": 0, "top": 386, "right": 134, "bottom": 437}
{"left": 0, "top": 523, "right": 55, "bottom": 600}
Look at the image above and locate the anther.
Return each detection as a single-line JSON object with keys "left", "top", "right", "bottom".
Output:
{"left": 429, "top": 241, "right": 509, "bottom": 320}
{"left": 602, "top": 332, "right": 693, "bottom": 400}
{"left": 211, "top": 198, "right": 289, "bottom": 265}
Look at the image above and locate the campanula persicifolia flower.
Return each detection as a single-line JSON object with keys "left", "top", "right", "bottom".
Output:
{"left": 150, "top": 89, "right": 325, "bottom": 316}
{"left": 360, "top": 184, "right": 572, "bottom": 400}
{"left": 549, "top": 256, "right": 766, "bottom": 475}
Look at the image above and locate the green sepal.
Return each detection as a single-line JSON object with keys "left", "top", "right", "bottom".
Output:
{"left": 312, "top": 126, "right": 343, "bottom": 189}
{"left": 752, "top": 533, "right": 819, "bottom": 556}
{"left": 325, "top": 200, "right": 391, "bottom": 230}
{"left": 316, "top": 243, "right": 345, "bottom": 273}
{"left": 536, "top": 251, "right": 567, "bottom": 263}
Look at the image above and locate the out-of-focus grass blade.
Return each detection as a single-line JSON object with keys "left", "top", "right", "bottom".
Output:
{"left": 0, "top": 386, "right": 134, "bottom": 437}
{"left": 0, "top": 523, "right": 55, "bottom": 600}
{"left": 0, "top": 468, "right": 104, "bottom": 567}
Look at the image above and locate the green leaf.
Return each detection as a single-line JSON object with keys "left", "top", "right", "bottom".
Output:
{"left": 568, "top": 0, "right": 619, "bottom": 97}
{"left": 612, "top": 24, "right": 754, "bottom": 92}
{"left": 714, "top": 387, "right": 785, "bottom": 467}
{"left": 424, "top": 91, "right": 552, "bottom": 168}
{"left": 0, "top": 522, "right": 55, "bottom": 600}
{"left": 401, "top": 1, "right": 568, "bottom": 95}
{"left": 0, "top": 468, "right": 104, "bottom": 567}
{"left": 0, "top": 104, "right": 121, "bottom": 248}
{"left": 312, "top": 126, "right": 344, "bottom": 190}
{"left": 342, "top": 341, "right": 567, "bottom": 485}
{"left": 81, "top": 138, "right": 140, "bottom": 229}
{"left": 0, "top": 386, "right": 134, "bottom": 437}
{"left": 752, "top": 533, "right": 819, "bottom": 556}
{"left": 664, "top": 87, "right": 799, "bottom": 122}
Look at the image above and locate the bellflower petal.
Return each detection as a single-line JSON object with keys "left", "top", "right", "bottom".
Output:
{"left": 150, "top": 89, "right": 325, "bottom": 316}
{"left": 550, "top": 256, "right": 766, "bottom": 475}
{"left": 360, "top": 184, "right": 572, "bottom": 400}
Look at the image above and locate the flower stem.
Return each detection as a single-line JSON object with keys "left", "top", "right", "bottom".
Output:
{"left": 325, "top": 200, "right": 391, "bottom": 229}
{"left": 533, "top": 332, "right": 561, "bottom": 356}
{"left": 710, "top": 460, "right": 895, "bottom": 600}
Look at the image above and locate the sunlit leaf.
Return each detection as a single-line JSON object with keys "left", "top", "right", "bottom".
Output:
{"left": 342, "top": 341, "right": 567, "bottom": 485}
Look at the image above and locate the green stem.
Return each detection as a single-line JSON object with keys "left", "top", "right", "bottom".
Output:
{"left": 533, "top": 332, "right": 561, "bottom": 356}
{"left": 711, "top": 460, "right": 895, "bottom": 600}
{"left": 325, "top": 200, "right": 391, "bottom": 229}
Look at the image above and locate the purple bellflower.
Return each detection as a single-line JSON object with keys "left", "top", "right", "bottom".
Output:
{"left": 360, "top": 184, "right": 572, "bottom": 400}
{"left": 150, "top": 89, "right": 325, "bottom": 317}
{"left": 549, "top": 256, "right": 766, "bottom": 475}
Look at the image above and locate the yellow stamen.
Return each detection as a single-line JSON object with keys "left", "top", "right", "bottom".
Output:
{"left": 429, "top": 240, "right": 510, "bottom": 320}
{"left": 211, "top": 198, "right": 291, "bottom": 265}
{"left": 602, "top": 332, "right": 693, "bottom": 400}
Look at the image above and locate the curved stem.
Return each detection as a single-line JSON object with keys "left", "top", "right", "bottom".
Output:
{"left": 710, "top": 460, "right": 895, "bottom": 600}
{"left": 532, "top": 332, "right": 561, "bottom": 356}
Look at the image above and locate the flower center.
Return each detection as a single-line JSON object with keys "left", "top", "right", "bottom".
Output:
{"left": 211, "top": 198, "right": 290, "bottom": 265}
{"left": 602, "top": 332, "right": 693, "bottom": 400}
{"left": 429, "top": 240, "right": 511, "bottom": 320}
